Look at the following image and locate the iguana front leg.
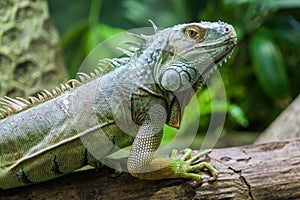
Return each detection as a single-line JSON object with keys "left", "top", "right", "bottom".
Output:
{"left": 127, "top": 104, "right": 218, "bottom": 182}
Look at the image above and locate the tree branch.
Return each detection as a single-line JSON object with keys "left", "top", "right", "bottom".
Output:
{"left": 1, "top": 140, "right": 299, "bottom": 200}
{"left": 255, "top": 95, "right": 300, "bottom": 144}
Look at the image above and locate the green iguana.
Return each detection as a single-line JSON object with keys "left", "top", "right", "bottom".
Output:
{"left": 0, "top": 21, "right": 237, "bottom": 189}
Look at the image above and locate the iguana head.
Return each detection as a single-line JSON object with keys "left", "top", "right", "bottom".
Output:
{"left": 149, "top": 21, "right": 237, "bottom": 92}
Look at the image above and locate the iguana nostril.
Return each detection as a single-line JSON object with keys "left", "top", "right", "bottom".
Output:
{"left": 225, "top": 25, "right": 237, "bottom": 43}
{"left": 225, "top": 26, "right": 231, "bottom": 33}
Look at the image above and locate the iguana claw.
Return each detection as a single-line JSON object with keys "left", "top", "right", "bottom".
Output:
{"left": 170, "top": 148, "right": 218, "bottom": 182}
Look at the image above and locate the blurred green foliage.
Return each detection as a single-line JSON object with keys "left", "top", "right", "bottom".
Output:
{"left": 48, "top": 0, "right": 300, "bottom": 146}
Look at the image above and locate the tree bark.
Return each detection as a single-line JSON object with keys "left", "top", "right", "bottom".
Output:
{"left": 0, "top": 139, "right": 299, "bottom": 200}
{"left": 255, "top": 95, "right": 300, "bottom": 144}
{"left": 0, "top": 0, "right": 67, "bottom": 98}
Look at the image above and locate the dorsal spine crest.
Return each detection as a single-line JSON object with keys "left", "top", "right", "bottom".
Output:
{"left": 0, "top": 57, "right": 128, "bottom": 120}
{"left": 0, "top": 30, "right": 146, "bottom": 120}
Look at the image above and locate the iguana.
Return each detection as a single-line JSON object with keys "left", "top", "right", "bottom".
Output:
{"left": 0, "top": 21, "right": 237, "bottom": 189}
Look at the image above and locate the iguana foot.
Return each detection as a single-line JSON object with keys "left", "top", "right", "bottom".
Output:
{"left": 170, "top": 148, "right": 218, "bottom": 182}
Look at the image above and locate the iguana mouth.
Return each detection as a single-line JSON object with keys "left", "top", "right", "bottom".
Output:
{"left": 192, "top": 40, "right": 236, "bottom": 90}
{"left": 201, "top": 41, "right": 236, "bottom": 78}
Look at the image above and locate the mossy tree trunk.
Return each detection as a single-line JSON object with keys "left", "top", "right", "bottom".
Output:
{"left": 0, "top": 0, "right": 67, "bottom": 98}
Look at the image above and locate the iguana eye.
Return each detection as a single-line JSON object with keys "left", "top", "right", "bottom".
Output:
{"left": 187, "top": 29, "right": 197, "bottom": 37}
{"left": 185, "top": 26, "right": 206, "bottom": 41}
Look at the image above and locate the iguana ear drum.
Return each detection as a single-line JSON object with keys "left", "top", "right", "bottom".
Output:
{"left": 160, "top": 60, "right": 198, "bottom": 92}
{"left": 160, "top": 69, "right": 181, "bottom": 91}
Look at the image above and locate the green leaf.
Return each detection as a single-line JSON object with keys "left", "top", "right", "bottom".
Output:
{"left": 271, "top": 17, "right": 300, "bottom": 49}
{"left": 250, "top": 30, "right": 290, "bottom": 99}
{"left": 60, "top": 21, "right": 89, "bottom": 77}
{"left": 228, "top": 104, "right": 249, "bottom": 127}
{"left": 83, "top": 26, "right": 103, "bottom": 53}
{"left": 60, "top": 21, "right": 89, "bottom": 50}
{"left": 61, "top": 22, "right": 124, "bottom": 77}
{"left": 98, "top": 23, "right": 124, "bottom": 38}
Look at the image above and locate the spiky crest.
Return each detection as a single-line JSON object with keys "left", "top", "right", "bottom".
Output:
{"left": 148, "top": 19, "right": 159, "bottom": 33}
{"left": 0, "top": 32, "right": 145, "bottom": 120}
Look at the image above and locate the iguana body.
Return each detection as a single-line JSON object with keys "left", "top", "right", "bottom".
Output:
{"left": 0, "top": 21, "right": 236, "bottom": 189}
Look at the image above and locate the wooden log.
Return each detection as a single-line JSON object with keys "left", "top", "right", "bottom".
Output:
{"left": 1, "top": 139, "right": 299, "bottom": 200}
{"left": 255, "top": 95, "right": 300, "bottom": 144}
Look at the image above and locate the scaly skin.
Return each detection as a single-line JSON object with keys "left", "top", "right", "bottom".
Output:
{"left": 0, "top": 21, "right": 237, "bottom": 189}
